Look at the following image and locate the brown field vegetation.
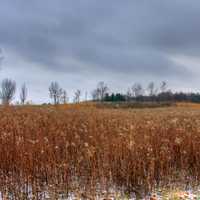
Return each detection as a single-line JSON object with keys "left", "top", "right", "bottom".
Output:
{"left": 0, "top": 104, "right": 200, "bottom": 199}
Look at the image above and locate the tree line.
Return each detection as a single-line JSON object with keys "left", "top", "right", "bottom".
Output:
{"left": 1, "top": 78, "right": 200, "bottom": 105}
{"left": 101, "top": 81, "right": 200, "bottom": 103}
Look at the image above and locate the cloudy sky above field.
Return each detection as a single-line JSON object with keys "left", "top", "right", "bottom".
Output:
{"left": 0, "top": 0, "right": 200, "bottom": 103}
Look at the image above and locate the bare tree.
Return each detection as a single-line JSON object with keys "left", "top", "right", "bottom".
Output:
{"left": 61, "top": 90, "right": 68, "bottom": 104}
{"left": 98, "top": 82, "right": 109, "bottom": 101}
{"left": 49, "top": 82, "right": 63, "bottom": 105}
{"left": 160, "top": 81, "right": 167, "bottom": 93}
{"left": 73, "top": 89, "right": 81, "bottom": 103}
{"left": 147, "top": 81, "right": 158, "bottom": 96}
{"left": 131, "top": 83, "right": 143, "bottom": 98}
{"left": 92, "top": 82, "right": 109, "bottom": 101}
{"left": 126, "top": 88, "right": 132, "bottom": 101}
{"left": 91, "top": 81, "right": 109, "bottom": 102}
{"left": 20, "top": 83, "right": 28, "bottom": 105}
{"left": 91, "top": 82, "right": 109, "bottom": 102}
{"left": 91, "top": 88, "right": 100, "bottom": 101}
{"left": 0, "top": 78, "right": 16, "bottom": 105}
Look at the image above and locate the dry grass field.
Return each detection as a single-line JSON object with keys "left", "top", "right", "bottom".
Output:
{"left": 0, "top": 104, "right": 200, "bottom": 199}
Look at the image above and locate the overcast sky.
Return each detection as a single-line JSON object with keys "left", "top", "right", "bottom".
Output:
{"left": 0, "top": 0, "right": 200, "bottom": 103}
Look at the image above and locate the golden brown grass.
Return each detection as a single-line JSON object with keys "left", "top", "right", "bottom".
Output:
{"left": 176, "top": 102, "right": 200, "bottom": 109}
{"left": 0, "top": 105, "right": 200, "bottom": 198}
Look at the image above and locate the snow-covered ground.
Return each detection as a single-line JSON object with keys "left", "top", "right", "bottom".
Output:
{"left": 0, "top": 187, "right": 200, "bottom": 199}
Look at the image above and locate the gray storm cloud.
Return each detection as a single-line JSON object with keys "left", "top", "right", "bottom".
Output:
{"left": 0, "top": 0, "right": 199, "bottom": 102}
